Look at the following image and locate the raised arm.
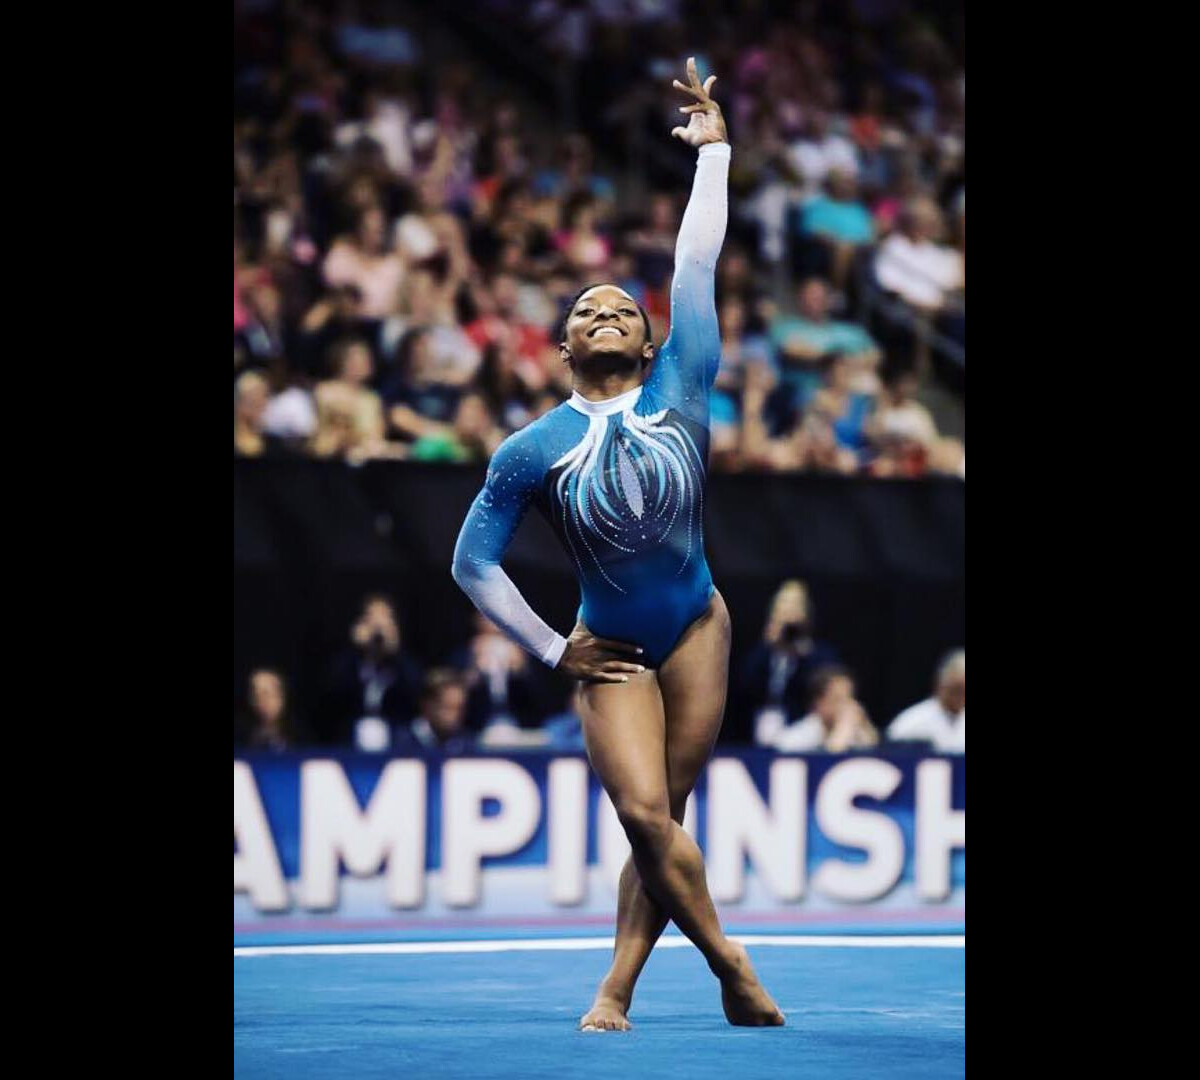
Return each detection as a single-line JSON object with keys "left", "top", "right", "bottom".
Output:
{"left": 451, "top": 431, "right": 567, "bottom": 668}
{"left": 648, "top": 59, "right": 730, "bottom": 421}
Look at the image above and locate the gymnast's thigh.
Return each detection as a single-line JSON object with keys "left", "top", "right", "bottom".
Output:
{"left": 578, "top": 671, "right": 669, "bottom": 814}
{"left": 656, "top": 589, "right": 732, "bottom": 811}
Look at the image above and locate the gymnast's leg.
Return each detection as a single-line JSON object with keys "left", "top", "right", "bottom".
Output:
{"left": 576, "top": 670, "right": 670, "bottom": 1031}
{"left": 579, "top": 595, "right": 723, "bottom": 1029}
{"left": 657, "top": 591, "right": 782, "bottom": 1026}
{"left": 578, "top": 806, "right": 677, "bottom": 1030}
{"left": 577, "top": 592, "right": 783, "bottom": 1029}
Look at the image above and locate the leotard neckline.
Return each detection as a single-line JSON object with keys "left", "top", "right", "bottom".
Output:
{"left": 566, "top": 385, "right": 643, "bottom": 417}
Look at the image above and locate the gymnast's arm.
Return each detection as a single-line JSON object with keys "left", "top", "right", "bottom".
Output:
{"left": 651, "top": 58, "right": 730, "bottom": 413}
{"left": 451, "top": 435, "right": 646, "bottom": 681}
{"left": 452, "top": 434, "right": 568, "bottom": 668}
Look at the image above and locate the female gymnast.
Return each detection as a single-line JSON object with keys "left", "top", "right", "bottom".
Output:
{"left": 452, "top": 58, "right": 784, "bottom": 1032}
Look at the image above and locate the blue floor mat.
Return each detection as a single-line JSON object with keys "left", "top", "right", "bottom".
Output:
{"left": 234, "top": 941, "right": 964, "bottom": 1079}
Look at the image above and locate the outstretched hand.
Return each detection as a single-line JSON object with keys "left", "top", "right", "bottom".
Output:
{"left": 671, "top": 56, "right": 728, "bottom": 147}
{"left": 558, "top": 621, "right": 646, "bottom": 683}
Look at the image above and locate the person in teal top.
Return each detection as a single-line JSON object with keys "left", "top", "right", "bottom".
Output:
{"left": 794, "top": 169, "right": 876, "bottom": 289}
{"left": 769, "top": 277, "right": 881, "bottom": 411}
{"left": 799, "top": 172, "right": 875, "bottom": 246}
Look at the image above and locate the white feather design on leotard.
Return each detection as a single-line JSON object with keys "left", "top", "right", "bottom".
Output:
{"left": 551, "top": 406, "right": 704, "bottom": 590}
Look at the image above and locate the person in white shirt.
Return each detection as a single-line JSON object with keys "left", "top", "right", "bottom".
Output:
{"left": 886, "top": 650, "right": 965, "bottom": 753}
{"left": 786, "top": 110, "right": 860, "bottom": 205}
{"left": 873, "top": 197, "right": 965, "bottom": 313}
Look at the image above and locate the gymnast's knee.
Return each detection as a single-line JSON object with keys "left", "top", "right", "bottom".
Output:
{"left": 615, "top": 798, "right": 674, "bottom": 854}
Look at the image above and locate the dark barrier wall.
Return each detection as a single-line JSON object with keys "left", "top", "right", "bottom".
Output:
{"left": 234, "top": 461, "right": 964, "bottom": 743}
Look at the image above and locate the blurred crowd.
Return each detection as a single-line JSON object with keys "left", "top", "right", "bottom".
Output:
{"left": 235, "top": 580, "right": 963, "bottom": 754}
{"left": 235, "top": 0, "right": 965, "bottom": 477}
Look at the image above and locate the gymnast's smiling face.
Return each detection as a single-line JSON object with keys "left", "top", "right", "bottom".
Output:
{"left": 560, "top": 285, "right": 655, "bottom": 375}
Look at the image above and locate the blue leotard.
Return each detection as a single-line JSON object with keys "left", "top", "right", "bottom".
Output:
{"left": 452, "top": 143, "right": 730, "bottom": 669}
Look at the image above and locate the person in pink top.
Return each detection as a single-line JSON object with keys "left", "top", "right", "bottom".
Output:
{"left": 322, "top": 205, "right": 406, "bottom": 320}
{"left": 553, "top": 194, "right": 612, "bottom": 274}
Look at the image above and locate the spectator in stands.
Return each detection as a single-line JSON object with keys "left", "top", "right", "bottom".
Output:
{"left": 715, "top": 247, "right": 772, "bottom": 333}
{"left": 848, "top": 81, "right": 894, "bottom": 194}
{"left": 449, "top": 611, "right": 560, "bottom": 737}
{"left": 765, "top": 666, "right": 879, "bottom": 752}
{"left": 866, "top": 366, "right": 939, "bottom": 477}
{"left": 793, "top": 402, "right": 862, "bottom": 474}
{"left": 261, "top": 380, "right": 318, "bottom": 448}
{"left": 554, "top": 193, "right": 612, "bottom": 275}
{"left": 237, "top": 668, "right": 301, "bottom": 751}
{"left": 770, "top": 278, "right": 881, "bottom": 409}
{"left": 786, "top": 108, "right": 860, "bottom": 206}
{"left": 475, "top": 337, "right": 538, "bottom": 433}
{"left": 319, "top": 595, "right": 424, "bottom": 750}
{"left": 869, "top": 157, "right": 924, "bottom": 238}
{"left": 237, "top": 279, "right": 288, "bottom": 371}
{"left": 383, "top": 326, "right": 464, "bottom": 444}
{"left": 408, "top": 391, "right": 506, "bottom": 463}
{"left": 322, "top": 204, "right": 407, "bottom": 322}
{"left": 311, "top": 339, "right": 395, "bottom": 461}
{"left": 886, "top": 649, "right": 965, "bottom": 753}
{"left": 465, "top": 272, "right": 555, "bottom": 398}
{"left": 382, "top": 268, "right": 480, "bottom": 386}
{"left": 741, "top": 580, "right": 841, "bottom": 742}
{"left": 738, "top": 109, "right": 803, "bottom": 266}
{"left": 473, "top": 178, "right": 555, "bottom": 279}
{"left": 533, "top": 133, "right": 616, "bottom": 207}
{"left": 873, "top": 196, "right": 965, "bottom": 314}
{"left": 715, "top": 295, "right": 775, "bottom": 397}
{"left": 627, "top": 192, "right": 679, "bottom": 310}
{"left": 334, "top": 84, "right": 416, "bottom": 178}
{"left": 472, "top": 131, "right": 530, "bottom": 213}
{"left": 710, "top": 295, "right": 775, "bottom": 464}
{"left": 394, "top": 175, "right": 444, "bottom": 266}
{"left": 455, "top": 390, "right": 509, "bottom": 459}
{"left": 797, "top": 169, "right": 875, "bottom": 291}
{"left": 234, "top": 371, "right": 286, "bottom": 458}
{"left": 805, "top": 354, "right": 876, "bottom": 465}
{"left": 295, "top": 283, "right": 370, "bottom": 379}
{"left": 741, "top": 361, "right": 862, "bottom": 474}
{"left": 405, "top": 669, "right": 474, "bottom": 753}
{"left": 309, "top": 381, "right": 362, "bottom": 461}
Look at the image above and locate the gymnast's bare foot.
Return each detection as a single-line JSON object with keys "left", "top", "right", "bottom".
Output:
{"left": 716, "top": 942, "right": 785, "bottom": 1027}
{"left": 579, "top": 993, "right": 632, "bottom": 1032}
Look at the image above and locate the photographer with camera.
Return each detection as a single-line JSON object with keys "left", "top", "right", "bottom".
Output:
{"left": 318, "top": 594, "right": 424, "bottom": 750}
{"left": 738, "top": 579, "right": 841, "bottom": 747}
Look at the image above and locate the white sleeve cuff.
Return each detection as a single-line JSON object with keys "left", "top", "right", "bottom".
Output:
{"left": 698, "top": 142, "right": 731, "bottom": 161}
{"left": 542, "top": 633, "right": 569, "bottom": 669}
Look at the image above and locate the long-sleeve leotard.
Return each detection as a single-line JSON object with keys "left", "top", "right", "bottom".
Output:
{"left": 452, "top": 142, "right": 730, "bottom": 667}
